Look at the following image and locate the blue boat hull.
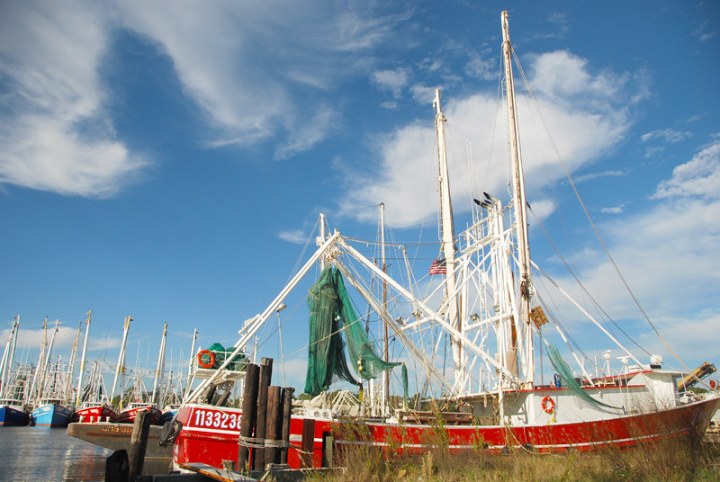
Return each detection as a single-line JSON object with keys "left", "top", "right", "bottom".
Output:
{"left": 31, "top": 403, "right": 74, "bottom": 428}
{"left": 0, "top": 405, "right": 30, "bottom": 426}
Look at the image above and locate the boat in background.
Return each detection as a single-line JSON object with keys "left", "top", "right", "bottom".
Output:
{"left": 73, "top": 360, "right": 118, "bottom": 423}
{"left": 0, "top": 316, "right": 30, "bottom": 427}
{"left": 115, "top": 402, "right": 163, "bottom": 425}
{"left": 115, "top": 323, "right": 169, "bottom": 425}
{"left": 31, "top": 401, "right": 74, "bottom": 428}
{"left": 72, "top": 312, "right": 119, "bottom": 423}
{"left": 29, "top": 320, "right": 76, "bottom": 427}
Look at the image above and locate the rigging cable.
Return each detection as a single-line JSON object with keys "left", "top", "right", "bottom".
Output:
{"left": 510, "top": 48, "right": 689, "bottom": 371}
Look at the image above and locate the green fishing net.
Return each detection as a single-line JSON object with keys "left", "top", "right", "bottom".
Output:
{"left": 304, "top": 265, "right": 408, "bottom": 401}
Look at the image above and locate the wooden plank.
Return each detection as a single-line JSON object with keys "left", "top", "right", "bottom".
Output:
{"left": 179, "top": 462, "right": 257, "bottom": 482}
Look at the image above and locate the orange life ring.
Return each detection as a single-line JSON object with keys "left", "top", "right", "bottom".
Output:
{"left": 197, "top": 349, "right": 216, "bottom": 369}
{"left": 541, "top": 396, "right": 555, "bottom": 414}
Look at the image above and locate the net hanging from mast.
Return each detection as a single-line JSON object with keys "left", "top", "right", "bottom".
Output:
{"left": 304, "top": 265, "right": 407, "bottom": 400}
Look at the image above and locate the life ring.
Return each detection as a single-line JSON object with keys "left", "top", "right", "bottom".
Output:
{"left": 197, "top": 349, "right": 216, "bottom": 369}
{"left": 541, "top": 396, "right": 555, "bottom": 414}
{"left": 711, "top": 380, "right": 717, "bottom": 389}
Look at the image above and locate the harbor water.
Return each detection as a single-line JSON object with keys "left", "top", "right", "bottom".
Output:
{"left": 0, "top": 426, "right": 170, "bottom": 481}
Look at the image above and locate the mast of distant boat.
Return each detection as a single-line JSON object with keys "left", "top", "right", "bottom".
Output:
{"left": 501, "top": 10, "right": 534, "bottom": 386}
{"left": 75, "top": 310, "right": 92, "bottom": 407}
{"left": 0, "top": 315, "right": 20, "bottom": 400}
{"left": 28, "top": 316, "right": 47, "bottom": 404}
{"left": 184, "top": 328, "right": 198, "bottom": 400}
{"left": 152, "top": 322, "right": 168, "bottom": 406}
{"left": 37, "top": 320, "right": 61, "bottom": 402}
{"left": 433, "top": 88, "right": 463, "bottom": 385}
{"left": 65, "top": 322, "right": 82, "bottom": 405}
{"left": 110, "top": 316, "right": 132, "bottom": 406}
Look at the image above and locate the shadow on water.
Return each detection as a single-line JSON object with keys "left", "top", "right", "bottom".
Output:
{"left": 0, "top": 426, "right": 170, "bottom": 481}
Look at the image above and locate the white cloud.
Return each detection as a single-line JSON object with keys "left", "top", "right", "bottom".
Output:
{"left": 116, "top": 0, "right": 403, "bottom": 159}
{"left": 0, "top": 1, "right": 408, "bottom": 195}
{"left": 541, "top": 142, "right": 720, "bottom": 366}
{"left": 574, "top": 170, "right": 625, "bottom": 183}
{"left": 641, "top": 128, "right": 693, "bottom": 143}
{"left": 0, "top": 2, "right": 148, "bottom": 197}
{"left": 600, "top": 206, "right": 623, "bottom": 214}
{"left": 652, "top": 141, "right": 720, "bottom": 200}
{"left": 278, "top": 229, "right": 310, "bottom": 244}
{"left": 339, "top": 50, "right": 633, "bottom": 227}
{"left": 372, "top": 69, "right": 410, "bottom": 98}
{"left": 464, "top": 54, "right": 495, "bottom": 82}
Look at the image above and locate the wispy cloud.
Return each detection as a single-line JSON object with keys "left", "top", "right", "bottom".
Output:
{"left": 0, "top": 1, "right": 410, "bottom": 195}
{"left": 693, "top": 20, "right": 717, "bottom": 42}
{"left": 372, "top": 69, "right": 410, "bottom": 98}
{"left": 116, "top": 0, "right": 406, "bottom": 160}
{"left": 641, "top": 128, "right": 693, "bottom": 143}
{"left": 548, "top": 141, "right": 720, "bottom": 365}
{"left": 600, "top": 206, "right": 623, "bottom": 214}
{"left": 574, "top": 169, "right": 626, "bottom": 183}
{"left": 278, "top": 229, "right": 310, "bottom": 244}
{"left": 652, "top": 141, "right": 720, "bottom": 200}
{"left": 0, "top": 2, "right": 148, "bottom": 197}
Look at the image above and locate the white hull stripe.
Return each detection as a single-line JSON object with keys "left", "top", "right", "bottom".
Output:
{"left": 334, "top": 427, "right": 689, "bottom": 451}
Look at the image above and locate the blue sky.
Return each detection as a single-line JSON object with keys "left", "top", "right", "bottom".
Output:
{"left": 1, "top": 1, "right": 719, "bottom": 393}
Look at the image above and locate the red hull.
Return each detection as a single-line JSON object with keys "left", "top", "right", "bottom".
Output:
{"left": 72, "top": 405, "right": 118, "bottom": 423}
{"left": 116, "top": 405, "right": 163, "bottom": 425}
{"left": 173, "top": 395, "right": 720, "bottom": 470}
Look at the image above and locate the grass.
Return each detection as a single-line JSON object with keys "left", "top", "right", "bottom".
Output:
{"left": 305, "top": 432, "right": 720, "bottom": 482}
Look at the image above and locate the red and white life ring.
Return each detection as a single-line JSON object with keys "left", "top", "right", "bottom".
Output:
{"left": 541, "top": 396, "right": 555, "bottom": 414}
{"left": 197, "top": 349, "right": 216, "bottom": 369}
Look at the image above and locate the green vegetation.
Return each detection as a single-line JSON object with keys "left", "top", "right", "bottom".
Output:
{"left": 308, "top": 433, "right": 720, "bottom": 482}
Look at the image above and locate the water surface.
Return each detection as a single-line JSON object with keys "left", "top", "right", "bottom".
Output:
{"left": 0, "top": 426, "right": 170, "bottom": 481}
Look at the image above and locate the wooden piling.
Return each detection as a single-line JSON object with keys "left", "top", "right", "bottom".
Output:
{"left": 322, "top": 431, "right": 334, "bottom": 468}
{"left": 265, "top": 385, "right": 282, "bottom": 465}
{"left": 253, "top": 357, "right": 273, "bottom": 471}
{"left": 280, "top": 387, "right": 294, "bottom": 464}
{"left": 128, "top": 409, "right": 152, "bottom": 480}
{"left": 300, "top": 418, "right": 315, "bottom": 468}
{"left": 237, "top": 363, "right": 260, "bottom": 472}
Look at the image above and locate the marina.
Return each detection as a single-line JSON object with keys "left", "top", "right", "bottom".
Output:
{"left": 1, "top": 4, "right": 719, "bottom": 482}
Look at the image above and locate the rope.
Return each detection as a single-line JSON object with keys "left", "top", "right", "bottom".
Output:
{"left": 238, "top": 435, "right": 290, "bottom": 449}
{"left": 238, "top": 435, "right": 314, "bottom": 456}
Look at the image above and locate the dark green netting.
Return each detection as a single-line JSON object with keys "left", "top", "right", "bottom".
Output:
{"left": 204, "top": 342, "right": 247, "bottom": 371}
{"left": 304, "top": 265, "right": 408, "bottom": 401}
{"left": 547, "top": 344, "right": 618, "bottom": 410}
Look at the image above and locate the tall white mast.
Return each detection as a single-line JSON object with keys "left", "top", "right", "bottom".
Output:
{"left": 501, "top": 11, "right": 534, "bottom": 384}
{"left": 28, "top": 316, "right": 47, "bottom": 403}
{"left": 184, "top": 328, "right": 198, "bottom": 400}
{"left": 152, "top": 322, "right": 168, "bottom": 406}
{"left": 39, "top": 320, "right": 61, "bottom": 401}
{"left": 0, "top": 315, "right": 20, "bottom": 399}
{"left": 379, "top": 202, "right": 390, "bottom": 413}
{"left": 110, "top": 315, "right": 132, "bottom": 405}
{"left": 433, "top": 88, "right": 463, "bottom": 384}
{"left": 65, "top": 322, "right": 82, "bottom": 404}
{"left": 75, "top": 310, "right": 92, "bottom": 406}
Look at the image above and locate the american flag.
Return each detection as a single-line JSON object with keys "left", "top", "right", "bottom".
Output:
{"left": 429, "top": 258, "right": 447, "bottom": 275}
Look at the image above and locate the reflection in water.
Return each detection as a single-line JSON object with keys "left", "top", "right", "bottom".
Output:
{"left": 0, "top": 426, "right": 170, "bottom": 481}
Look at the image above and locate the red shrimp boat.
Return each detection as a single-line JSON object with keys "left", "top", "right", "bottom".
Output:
{"left": 72, "top": 403, "right": 117, "bottom": 423}
{"left": 170, "top": 10, "right": 720, "bottom": 472}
